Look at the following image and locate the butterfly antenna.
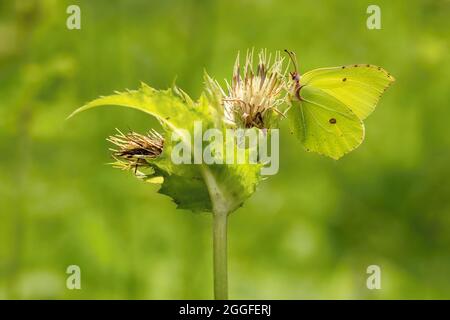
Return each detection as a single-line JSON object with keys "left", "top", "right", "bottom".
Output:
{"left": 284, "top": 49, "right": 298, "bottom": 73}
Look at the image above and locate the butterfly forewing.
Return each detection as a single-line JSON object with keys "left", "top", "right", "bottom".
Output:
{"left": 301, "top": 64, "right": 395, "bottom": 120}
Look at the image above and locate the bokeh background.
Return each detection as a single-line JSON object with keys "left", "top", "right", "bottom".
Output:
{"left": 0, "top": 0, "right": 449, "bottom": 299}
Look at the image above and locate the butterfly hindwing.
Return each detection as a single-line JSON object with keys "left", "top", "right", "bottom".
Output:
{"left": 290, "top": 85, "right": 364, "bottom": 160}
{"left": 301, "top": 64, "right": 395, "bottom": 120}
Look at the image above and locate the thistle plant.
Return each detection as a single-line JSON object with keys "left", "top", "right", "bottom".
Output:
{"left": 69, "top": 49, "right": 394, "bottom": 299}
{"left": 220, "top": 50, "right": 287, "bottom": 128}
{"left": 107, "top": 129, "right": 164, "bottom": 179}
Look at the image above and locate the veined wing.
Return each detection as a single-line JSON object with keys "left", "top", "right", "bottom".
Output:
{"left": 290, "top": 85, "right": 364, "bottom": 160}
{"left": 301, "top": 64, "right": 395, "bottom": 120}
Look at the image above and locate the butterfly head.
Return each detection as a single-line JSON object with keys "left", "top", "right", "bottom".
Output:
{"left": 284, "top": 49, "right": 303, "bottom": 100}
{"left": 290, "top": 71, "right": 300, "bottom": 82}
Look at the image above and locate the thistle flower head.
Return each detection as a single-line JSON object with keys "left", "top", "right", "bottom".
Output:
{"left": 107, "top": 129, "right": 164, "bottom": 173}
{"left": 220, "top": 49, "right": 288, "bottom": 129}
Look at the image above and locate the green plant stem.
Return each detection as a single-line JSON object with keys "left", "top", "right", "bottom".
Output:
{"left": 213, "top": 209, "right": 228, "bottom": 300}
{"left": 201, "top": 166, "right": 230, "bottom": 299}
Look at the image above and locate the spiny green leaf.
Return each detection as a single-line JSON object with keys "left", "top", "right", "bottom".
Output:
{"left": 69, "top": 83, "right": 264, "bottom": 214}
{"left": 68, "top": 83, "right": 204, "bottom": 135}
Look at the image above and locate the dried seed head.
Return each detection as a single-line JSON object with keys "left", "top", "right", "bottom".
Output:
{"left": 220, "top": 49, "right": 288, "bottom": 128}
{"left": 107, "top": 129, "right": 164, "bottom": 172}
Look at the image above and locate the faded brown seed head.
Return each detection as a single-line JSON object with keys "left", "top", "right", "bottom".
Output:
{"left": 107, "top": 129, "right": 164, "bottom": 171}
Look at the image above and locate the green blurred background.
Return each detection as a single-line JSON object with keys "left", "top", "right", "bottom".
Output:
{"left": 0, "top": 0, "right": 449, "bottom": 299}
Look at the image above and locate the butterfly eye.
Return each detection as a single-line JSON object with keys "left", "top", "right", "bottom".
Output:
{"left": 290, "top": 72, "right": 300, "bottom": 81}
